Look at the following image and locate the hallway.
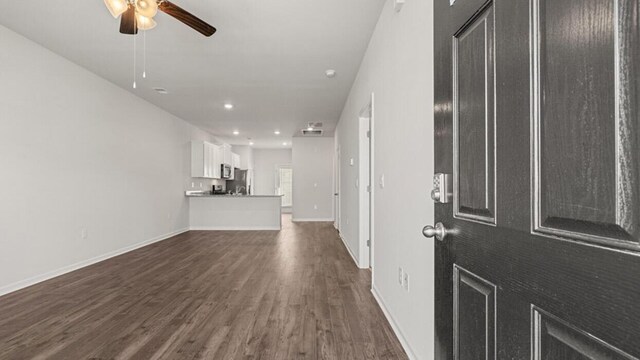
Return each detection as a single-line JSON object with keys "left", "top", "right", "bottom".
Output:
{"left": 0, "top": 216, "right": 407, "bottom": 359}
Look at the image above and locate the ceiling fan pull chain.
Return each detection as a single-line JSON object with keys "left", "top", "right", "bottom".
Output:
{"left": 133, "top": 28, "right": 137, "bottom": 89}
{"left": 143, "top": 29, "right": 147, "bottom": 79}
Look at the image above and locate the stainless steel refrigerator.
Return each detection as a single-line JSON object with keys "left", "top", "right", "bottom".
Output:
{"left": 226, "top": 169, "right": 252, "bottom": 195}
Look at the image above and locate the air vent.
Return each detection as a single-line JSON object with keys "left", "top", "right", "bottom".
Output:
{"left": 301, "top": 129, "right": 324, "bottom": 136}
{"left": 308, "top": 122, "right": 323, "bottom": 128}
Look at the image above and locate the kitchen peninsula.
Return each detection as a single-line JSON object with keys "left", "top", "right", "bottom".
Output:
{"left": 186, "top": 192, "right": 283, "bottom": 230}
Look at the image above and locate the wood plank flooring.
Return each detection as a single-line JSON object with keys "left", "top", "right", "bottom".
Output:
{"left": 0, "top": 216, "right": 407, "bottom": 359}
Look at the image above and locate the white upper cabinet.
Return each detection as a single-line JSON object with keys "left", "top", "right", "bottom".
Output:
{"left": 192, "top": 141, "right": 241, "bottom": 179}
{"left": 212, "top": 144, "right": 222, "bottom": 179}
{"left": 232, "top": 153, "right": 241, "bottom": 169}
{"left": 222, "top": 144, "right": 233, "bottom": 165}
{"left": 192, "top": 141, "right": 222, "bottom": 179}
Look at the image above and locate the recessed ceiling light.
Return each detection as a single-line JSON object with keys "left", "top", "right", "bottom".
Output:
{"left": 325, "top": 69, "right": 337, "bottom": 78}
{"left": 249, "top": 142, "right": 254, "bottom": 146}
{"left": 274, "top": 130, "right": 281, "bottom": 135}
{"left": 283, "top": 142, "right": 288, "bottom": 146}
{"left": 233, "top": 130, "right": 239, "bottom": 135}
{"left": 224, "top": 103, "right": 234, "bottom": 110}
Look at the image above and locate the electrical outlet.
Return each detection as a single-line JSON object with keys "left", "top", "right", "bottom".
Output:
{"left": 167, "top": 213, "right": 171, "bottom": 220}
{"left": 191, "top": 182, "right": 195, "bottom": 188}
{"left": 199, "top": 182, "right": 203, "bottom": 188}
{"left": 80, "top": 228, "right": 88, "bottom": 240}
{"left": 403, "top": 272, "right": 410, "bottom": 292}
{"left": 380, "top": 174, "right": 385, "bottom": 189}
{"left": 314, "top": 204, "right": 318, "bottom": 210}
{"left": 398, "top": 267, "right": 403, "bottom": 285}
{"left": 346, "top": 218, "right": 350, "bottom": 225}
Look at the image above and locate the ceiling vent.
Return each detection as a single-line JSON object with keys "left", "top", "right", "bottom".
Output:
{"left": 301, "top": 129, "right": 324, "bottom": 136}
{"left": 308, "top": 122, "right": 323, "bottom": 128}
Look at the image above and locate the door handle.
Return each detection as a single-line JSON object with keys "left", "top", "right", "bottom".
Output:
{"left": 422, "top": 222, "right": 450, "bottom": 242}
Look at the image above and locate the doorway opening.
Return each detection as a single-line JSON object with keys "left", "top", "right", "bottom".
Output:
{"left": 335, "top": 144, "right": 341, "bottom": 231}
{"left": 276, "top": 165, "right": 293, "bottom": 213}
{"left": 359, "top": 95, "right": 374, "bottom": 269}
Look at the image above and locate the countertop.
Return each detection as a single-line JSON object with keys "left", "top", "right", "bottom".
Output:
{"left": 185, "top": 191, "right": 282, "bottom": 198}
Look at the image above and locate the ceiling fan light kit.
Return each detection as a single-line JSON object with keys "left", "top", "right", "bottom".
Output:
{"left": 136, "top": 13, "right": 157, "bottom": 30}
{"left": 104, "top": 0, "right": 128, "bottom": 18}
{"left": 104, "top": 0, "right": 217, "bottom": 89}
{"left": 104, "top": 0, "right": 216, "bottom": 37}
{"left": 135, "top": 0, "right": 158, "bottom": 18}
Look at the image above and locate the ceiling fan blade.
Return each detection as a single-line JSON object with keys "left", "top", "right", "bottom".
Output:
{"left": 119, "top": 5, "right": 138, "bottom": 35}
{"left": 158, "top": 1, "right": 216, "bottom": 37}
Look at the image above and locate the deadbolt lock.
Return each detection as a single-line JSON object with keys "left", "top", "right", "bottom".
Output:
{"left": 431, "top": 173, "right": 452, "bottom": 203}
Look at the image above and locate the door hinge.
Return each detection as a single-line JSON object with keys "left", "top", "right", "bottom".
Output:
{"left": 367, "top": 240, "right": 371, "bottom": 247}
{"left": 366, "top": 185, "right": 371, "bottom": 193}
{"left": 366, "top": 130, "right": 371, "bottom": 138}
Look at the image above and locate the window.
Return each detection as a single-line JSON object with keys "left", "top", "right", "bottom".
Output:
{"left": 276, "top": 165, "right": 293, "bottom": 207}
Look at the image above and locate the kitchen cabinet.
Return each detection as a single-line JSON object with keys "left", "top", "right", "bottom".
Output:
{"left": 232, "top": 153, "right": 241, "bottom": 169}
{"left": 222, "top": 144, "right": 233, "bottom": 165}
{"left": 212, "top": 144, "right": 222, "bottom": 178}
{"left": 228, "top": 152, "right": 241, "bottom": 180}
{"left": 191, "top": 141, "right": 222, "bottom": 179}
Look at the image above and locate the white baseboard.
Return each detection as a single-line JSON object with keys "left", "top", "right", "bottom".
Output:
{"left": 371, "top": 286, "right": 418, "bottom": 360}
{"left": 292, "top": 218, "right": 335, "bottom": 222}
{"left": 0, "top": 227, "right": 190, "bottom": 297}
{"left": 339, "top": 233, "right": 366, "bottom": 269}
{"left": 189, "top": 226, "right": 281, "bottom": 231}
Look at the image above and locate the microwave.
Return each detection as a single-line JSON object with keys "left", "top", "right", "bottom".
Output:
{"left": 221, "top": 164, "right": 232, "bottom": 179}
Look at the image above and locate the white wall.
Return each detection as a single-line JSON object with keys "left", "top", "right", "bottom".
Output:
{"left": 335, "top": 0, "right": 434, "bottom": 358}
{"left": 292, "top": 137, "right": 335, "bottom": 221}
{"left": 252, "top": 149, "right": 292, "bottom": 195}
{"left": 0, "top": 25, "right": 220, "bottom": 295}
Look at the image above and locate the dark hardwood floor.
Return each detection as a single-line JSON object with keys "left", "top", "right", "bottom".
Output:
{"left": 0, "top": 216, "right": 407, "bottom": 359}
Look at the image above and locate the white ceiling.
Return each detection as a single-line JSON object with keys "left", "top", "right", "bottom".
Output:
{"left": 0, "top": 0, "right": 385, "bottom": 148}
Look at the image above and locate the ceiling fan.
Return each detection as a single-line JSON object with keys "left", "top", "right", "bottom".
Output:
{"left": 103, "top": 0, "right": 216, "bottom": 37}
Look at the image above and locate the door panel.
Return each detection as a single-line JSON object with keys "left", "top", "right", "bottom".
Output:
{"left": 434, "top": 0, "right": 640, "bottom": 358}
{"left": 533, "top": 0, "right": 640, "bottom": 249}
{"left": 453, "top": 3, "right": 496, "bottom": 223}
{"left": 454, "top": 266, "right": 496, "bottom": 360}
{"left": 532, "top": 307, "right": 636, "bottom": 360}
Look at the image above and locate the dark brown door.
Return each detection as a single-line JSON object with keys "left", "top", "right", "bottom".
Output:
{"left": 432, "top": 0, "right": 640, "bottom": 358}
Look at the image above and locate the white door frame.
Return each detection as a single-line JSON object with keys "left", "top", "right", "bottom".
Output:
{"left": 370, "top": 93, "right": 375, "bottom": 274}
{"left": 274, "top": 163, "right": 292, "bottom": 213}
{"left": 358, "top": 93, "right": 375, "bottom": 270}
{"left": 334, "top": 143, "right": 341, "bottom": 231}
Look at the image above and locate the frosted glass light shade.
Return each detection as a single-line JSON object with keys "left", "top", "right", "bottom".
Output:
{"left": 136, "top": 14, "right": 157, "bottom": 30}
{"left": 104, "top": 0, "right": 128, "bottom": 18}
{"left": 135, "top": 0, "right": 158, "bottom": 18}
